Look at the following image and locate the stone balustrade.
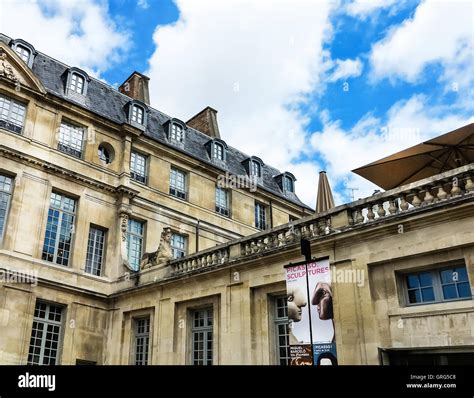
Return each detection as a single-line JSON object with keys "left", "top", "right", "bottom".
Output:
{"left": 169, "top": 164, "right": 474, "bottom": 276}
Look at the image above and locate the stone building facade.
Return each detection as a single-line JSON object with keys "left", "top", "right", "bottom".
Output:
{"left": 0, "top": 34, "right": 473, "bottom": 365}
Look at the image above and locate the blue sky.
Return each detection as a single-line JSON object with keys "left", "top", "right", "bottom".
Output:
{"left": 2, "top": 0, "right": 473, "bottom": 207}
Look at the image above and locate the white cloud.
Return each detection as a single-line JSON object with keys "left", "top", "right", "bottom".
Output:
{"left": 0, "top": 0, "right": 130, "bottom": 77}
{"left": 345, "top": 0, "right": 398, "bottom": 19}
{"left": 146, "top": 0, "right": 337, "bottom": 207}
{"left": 137, "top": 0, "right": 149, "bottom": 10}
{"left": 328, "top": 57, "right": 363, "bottom": 82}
{"left": 370, "top": 0, "right": 474, "bottom": 88}
{"left": 311, "top": 94, "right": 474, "bottom": 200}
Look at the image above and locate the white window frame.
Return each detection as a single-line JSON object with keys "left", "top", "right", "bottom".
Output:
{"left": 134, "top": 317, "right": 150, "bottom": 366}
{"left": 0, "top": 174, "right": 13, "bottom": 244}
{"left": 169, "top": 167, "right": 187, "bottom": 200}
{"left": 126, "top": 219, "right": 144, "bottom": 271}
{"left": 171, "top": 233, "right": 187, "bottom": 259}
{"left": 131, "top": 105, "right": 144, "bottom": 125}
{"left": 41, "top": 192, "right": 77, "bottom": 266}
{"left": 170, "top": 123, "right": 184, "bottom": 143}
{"left": 215, "top": 187, "right": 230, "bottom": 217}
{"left": 27, "top": 301, "right": 64, "bottom": 365}
{"left": 69, "top": 72, "right": 85, "bottom": 94}
{"left": 57, "top": 121, "right": 85, "bottom": 158}
{"left": 251, "top": 160, "right": 261, "bottom": 177}
{"left": 130, "top": 151, "right": 148, "bottom": 184}
{"left": 274, "top": 295, "right": 290, "bottom": 365}
{"left": 284, "top": 176, "right": 294, "bottom": 192}
{"left": 0, "top": 93, "right": 26, "bottom": 135}
{"left": 213, "top": 142, "right": 224, "bottom": 160}
{"left": 191, "top": 307, "right": 213, "bottom": 365}
{"left": 15, "top": 45, "right": 31, "bottom": 64}
{"left": 85, "top": 225, "right": 106, "bottom": 276}
{"left": 255, "top": 202, "right": 267, "bottom": 230}
{"left": 402, "top": 264, "right": 472, "bottom": 306}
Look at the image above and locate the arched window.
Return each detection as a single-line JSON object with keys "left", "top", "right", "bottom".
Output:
{"left": 69, "top": 72, "right": 85, "bottom": 94}
{"left": 11, "top": 39, "right": 36, "bottom": 68}
{"left": 15, "top": 45, "right": 31, "bottom": 64}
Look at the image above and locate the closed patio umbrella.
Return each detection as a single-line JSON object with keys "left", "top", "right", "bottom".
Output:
{"left": 316, "top": 171, "right": 335, "bottom": 213}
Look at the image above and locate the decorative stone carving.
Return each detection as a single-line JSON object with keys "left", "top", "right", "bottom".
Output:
{"left": 140, "top": 227, "right": 173, "bottom": 270}
{"left": 120, "top": 213, "right": 129, "bottom": 242}
{"left": 0, "top": 50, "right": 19, "bottom": 83}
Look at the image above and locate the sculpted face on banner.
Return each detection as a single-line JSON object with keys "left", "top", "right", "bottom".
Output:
{"left": 311, "top": 282, "right": 333, "bottom": 320}
{"left": 287, "top": 287, "right": 307, "bottom": 322}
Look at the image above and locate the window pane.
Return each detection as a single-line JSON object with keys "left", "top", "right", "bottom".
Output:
{"left": 171, "top": 233, "right": 186, "bottom": 259}
{"left": 419, "top": 272, "right": 432, "bottom": 287}
{"left": 457, "top": 282, "right": 471, "bottom": 298}
{"left": 442, "top": 284, "right": 457, "bottom": 300}
{"left": 70, "top": 73, "right": 84, "bottom": 94}
{"left": 0, "top": 94, "right": 26, "bottom": 134}
{"left": 408, "top": 289, "right": 421, "bottom": 304}
{"left": 406, "top": 275, "right": 419, "bottom": 289}
{"left": 41, "top": 192, "right": 76, "bottom": 266}
{"left": 421, "top": 287, "right": 435, "bottom": 302}
{"left": 130, "top": 152, "right": 147, "bottom": 183}
{"left": 58, "top": 122, "right": 84, "bottom": 158}
{"left": 85, "top": 227, "right": 105, "bottom": 276}
{"left": 28, "top": 301, "right": 63, "bottom": 365}
{"left": 127, "top": 219, "right": 143, "bottom": 271}
{"left": 15, "top": 45, "right": 31, "bottom": 63}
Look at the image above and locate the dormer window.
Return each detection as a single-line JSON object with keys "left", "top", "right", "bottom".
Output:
{"left": 213, "top": 142, "right": 224, "bottom": 160}
{"left": 171, "top": 123, "right": 184, "bottom": 143}
{"left": 64, "top": 68, "right": 89, "bottom": 98}
{"left": 242, "top": 156, "right": 264, "bottom": 179}
{"left": 131, "top": 104, "right": 144, "bottom": 125}
{"left": 206, "top": 139, "right": 228, "bottom": 164}
{"left": 251, "top": 160, "right": 261, "bottom": 178}
{"left": 10, "top": 39, "right": 36, "bottom": 68}
{"left": 15, "top": 45, "right": 31, "bottom": 64}
{"left": 284, "top": 176, "right": 294, "bottom": 192}
{"left": 70, "top": 73, "right": 85, "bottom": 94}
{"left": 275, "top": 172, "right": 296, "bottom": 193}
{"left": 126, "top": 101, "right": 148, "bottom": 130}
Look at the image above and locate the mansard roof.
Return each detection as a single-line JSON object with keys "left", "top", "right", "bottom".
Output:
{"left": 0, "top": 33, "right": 312, "bottom": 211}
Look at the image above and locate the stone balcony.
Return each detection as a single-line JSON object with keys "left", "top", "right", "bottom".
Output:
{"left": 166, "top": 164, "right": 474, "bottom": 278}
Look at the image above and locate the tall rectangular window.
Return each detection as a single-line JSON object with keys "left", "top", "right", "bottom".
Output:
{"left": 42, "top": 192, "right": 76, "bottom": 266}
{"left": 274, "top": 296, "right": 290, "bottom": 365}
{"left": 171, "top": 233, "right": 186, "bottom": 259}
{"left": 27, "top": 301, "right": 63, "bottom": 365}
{"left": 169, "top": 167, "right": 186, "bottom": 200}
{"left": 215, "top": 187, "right": 230, "bottom": 217}
{"left": 127, "top": 219, "right": 144, "bottom": 271}
{"left": 130, "top": 151, "right": 147, "bottom": 184}
{"left": 134, "top": 318, "right": 150, "bottom": 365}
{"left": 191, "top": 308, "right": 213, "bottom": 365}
{"left": 255, "top": 202, "right": 267, "bottom": 230}
{"left": 57, "top": 121, "right": 84, "bottom": 158}
{"left": 85, "top": 226, "right": 106, "bottom": 276}
{"left": 69, "top": 73, "right": 85, "bottom": 94}
{"left": 131, "top": 105, "right": 144, "bottom": 125}
{"left": 404, "top": 264, "right": 471, "bottom": 305}
{"left": 170, "top": 123, "right": 184, "bottom": 142}
{"left": 0, "top": 174, "right": 13, "bottom": 243}
{"left": 0, "top": 94, "right": 26, "bottom": 134}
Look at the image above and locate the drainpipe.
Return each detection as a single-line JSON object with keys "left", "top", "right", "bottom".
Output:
{"left": 196, "top": 219, "right": 200, "bottom": 252}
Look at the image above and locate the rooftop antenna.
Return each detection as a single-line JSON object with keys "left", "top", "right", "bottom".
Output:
{"left": 346, "top": 187, "right": 359, "bottom": 202}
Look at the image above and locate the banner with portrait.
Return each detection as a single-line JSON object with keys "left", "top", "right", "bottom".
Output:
{"left": 285, "top": 257, "right": 337, "bottom": 366}
{"left": 285, "top": 264, "right": 313, "bottom": 365}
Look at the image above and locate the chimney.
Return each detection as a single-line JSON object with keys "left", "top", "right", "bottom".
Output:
{"left": 186, "top": 106, "right": 221, "bottom": 139}
{"left": 118, "top": 71, "right": 150, "bottom": 105}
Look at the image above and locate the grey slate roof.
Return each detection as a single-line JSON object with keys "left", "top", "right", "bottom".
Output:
{"left": 0, "top": 33, "right": 312, "bottom": 210}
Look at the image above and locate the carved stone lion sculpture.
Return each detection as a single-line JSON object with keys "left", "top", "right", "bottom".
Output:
{"left": 140, "top": 227, "right": 173, "bottom": 270}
